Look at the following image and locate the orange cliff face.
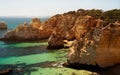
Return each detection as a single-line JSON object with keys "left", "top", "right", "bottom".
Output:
{"left": 96, "top": 25, "right": 120, "bottom": 67}
{"left": 30, "top": 18, "right": 42, "bottom": 29}
{"left": 67, "top": 19, "right": 120, "bottom": 68}
{"left": 1, "top": 9, "right": 120, "bottom": 68}
{"left": 47, "top": 13, "right": 76, "bottom": 49}
{"left": 3, "top": 17, "right": 57, "bottom": 41}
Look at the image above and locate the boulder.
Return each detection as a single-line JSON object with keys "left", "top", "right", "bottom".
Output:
{"left": 0, "top": 22, "right": 7, "bottom": 29}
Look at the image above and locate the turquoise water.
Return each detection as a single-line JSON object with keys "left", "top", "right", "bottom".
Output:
{"left": 0, "top": 17, "right": 48, "bottom": 29}
{"left": 0, "top": 41, "right": 96, "bottom": 75}
{"left": 0, "top": 17, "right": 100, "bottom": 75}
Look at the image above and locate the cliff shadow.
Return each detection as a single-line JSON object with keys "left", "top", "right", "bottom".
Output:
{"left": 64, "top": 63, "right": 120, "bottom": 75}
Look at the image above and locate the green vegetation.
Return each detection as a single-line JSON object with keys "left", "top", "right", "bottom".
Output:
{"left": 65, "top": 9, "right": 120, "bottom": 23}
{"left": 102, "top": 9, "right": 120, "bottom": 23}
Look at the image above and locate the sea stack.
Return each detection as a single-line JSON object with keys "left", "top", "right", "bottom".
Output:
{"left": 0, "top": 21, "right": 7, "bottom": 29}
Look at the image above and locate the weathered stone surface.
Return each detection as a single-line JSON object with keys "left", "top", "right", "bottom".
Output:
{"left": 47, "top": 31, "right": 64, "bottom": 49}
{"left": 3, "top": 17, "right": 56, "bottom": 41}
{"left": 30, "top": 18, "right": 41, "bottom": 29}
{"left": 4, "top": 23, "right": 41, "bottom": 41}
{"left": 47, "top": 12, "right": 76, "bottom": 49}
{"left": 1, "top": 9, "right": 120, "bottom": 68}
{"left": 67, "top": 19, "right": 120, "bottom": 68}
{"left": 96, "top": 26, "right": 120, "bottom": 67}
{"left": 0, "top": 22, "right": 7, "bottom": 29}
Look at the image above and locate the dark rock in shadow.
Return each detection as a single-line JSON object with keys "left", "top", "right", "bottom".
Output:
{"left": 63, "top": 62, "right": 120, "bottom": 75}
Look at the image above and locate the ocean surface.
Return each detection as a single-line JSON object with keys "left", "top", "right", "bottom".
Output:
{"left": 0, "top": 17, "right": 115, "bottom": 75}
{"left": 0, "top": 17, "right": 91, "bottom": 75}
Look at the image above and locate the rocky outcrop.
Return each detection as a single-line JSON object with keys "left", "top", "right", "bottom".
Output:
{"left": 67, "top": 18, "right": 120, "bottom": 68}
{"left": 96, "top": 24, "right": 120, "bottom": 67}
{"left": 4, "top": 23, "right": 42, "bottom": 41}
{"left": 46, "top": 10, "right": 120, "bottom": 68}
{"left": 0, "top": 22, "right": 7, "bottom": 29}
{"left": 47, "top": 12, "right": 76, "bottom": 49}
{"left": 1, "top": 9, "right": 120, "bottom": 68}
{"left": 30, "top": 18, "right": 41, "bottom": 29}
{"left": 3, "top": 17, "right": 57, "bottom": 41}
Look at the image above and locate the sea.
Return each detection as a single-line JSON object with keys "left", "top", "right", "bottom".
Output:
{"left": 0, "top": 17, "right": 89, "bottom": 75}
{"left": 0, "top": 17, "right": 114, "bottom": 75}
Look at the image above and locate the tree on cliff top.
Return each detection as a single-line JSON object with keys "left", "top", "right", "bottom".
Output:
{"left": 102, "top": 9, "right": 120, "bottom": 23}
{"left": 86, "top": 9, "right": 103, "bottom": 19}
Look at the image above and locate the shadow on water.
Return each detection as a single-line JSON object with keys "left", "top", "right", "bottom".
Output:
{"left": 64, "top": 63, "right": 120, "bottom": 75}
{"left": 0, "top": 61, "right": 62, "bottom": 75}
{"left": 0, "top": 40, "right": 49, "bottom": 57}
{"left": 0, "top": 45, "right": 48, "bottom": 57}
{"left": 1, "top": 61, "right": 120, "bottom": 75}
{"left": 0, "top": 63, "right": 38, "bottom": 75}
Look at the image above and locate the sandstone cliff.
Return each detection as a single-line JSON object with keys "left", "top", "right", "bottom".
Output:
{"left": 46, "top": 9, "right": 120, "bottom": 68}
{"left": 96, "top": 24, "right": 120, "bottom": 67}
{"left": 67, "top": 18, "right": 120, "bottom": 68}
{"left": 3, "top": 17, "right": 56, "bottom": 41}
{"left": 2, "top": 9, "right": 120, "bottom": 68}
{"left": 47, "top": 13, "right": 76, "bottom": 49}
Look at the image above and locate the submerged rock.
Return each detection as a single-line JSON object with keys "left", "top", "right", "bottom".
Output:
{"left": 0, "top": 22, "right": 7, "bottom": 29}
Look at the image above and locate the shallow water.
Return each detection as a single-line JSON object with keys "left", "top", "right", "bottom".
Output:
{"left": 0, "top": 41, "right": 118, "bottom": 75}
{"left": 0, "top": 40, "right": 95, "bottom": 75}
{"left": 0, "top": 17, "right": 118, "bottom": 75}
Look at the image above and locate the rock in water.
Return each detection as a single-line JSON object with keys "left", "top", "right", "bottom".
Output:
{"left": 0, "top": 22, "right": 7, "bottom": 29}
{"left": 3, "top": 17, "right": 56, "bottom": 41}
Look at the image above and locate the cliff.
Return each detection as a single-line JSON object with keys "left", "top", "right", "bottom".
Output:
{"left": 67, "top": 18, "right": 120, "bottom": 68}
{"left": 47, "top": 10, "right": 120, "bottom": 68}
{"left": 3, "top": 17, "right": 56, "bottom": 41}
{"left": 47, "top": 13, "right": 76, "bottom": 49}
{"left": 1, "top": 9, "right": 120, "bottom": 68}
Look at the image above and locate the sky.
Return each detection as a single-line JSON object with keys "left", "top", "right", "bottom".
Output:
{"left": 0, "top": 0, "right": 120, "bottom": 17}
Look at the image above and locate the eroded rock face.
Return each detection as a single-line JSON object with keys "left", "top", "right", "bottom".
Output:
{"left": 67, "top": 19, "right": 120, "bottom": 68}
{"left": 30, "top": 18, "right": 41, "bottom": 29}
{"left": 96, "top": 26, "right": 120, "bottom": 67}
{"left": 4, "top": 23, "right": 42, "bottom": 41}
{"left": 0, "top": 22, "right": 7, "bottom": 29}
{"left": 3, "top": 17, "right": 56, "bottom": 41}
{"left": 47, "top": 13, "right": 76, "bottom": 49}
{"left": 47, "top": 30, "right": 64, "bottom": 49}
